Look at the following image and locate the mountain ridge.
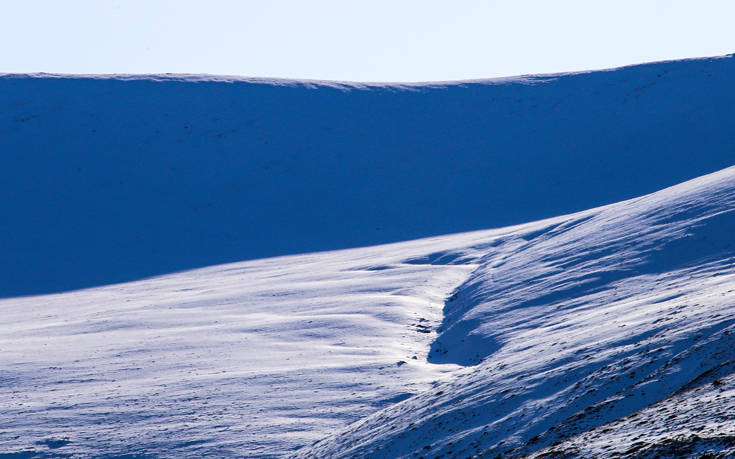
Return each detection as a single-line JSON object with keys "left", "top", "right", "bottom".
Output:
{"left": 2, "top": 52, "right": 731, "bottom": 86}
{"left": 3, "top": 54, "right": 735, "bottom": 297}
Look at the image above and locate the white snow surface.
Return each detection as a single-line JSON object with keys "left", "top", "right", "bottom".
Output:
{"left": 2, "top": 165, "right": 734, "bottom": 457}
{"left": 0, "top": 227, "right": 501, "bottom": 457}
{"left": 295, "top": 165, "right": 735, "bottom": 458}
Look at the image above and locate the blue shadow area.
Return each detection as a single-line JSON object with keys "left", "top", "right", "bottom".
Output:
{"left": 1, "top": 55, "right": 734, "bottom": 297}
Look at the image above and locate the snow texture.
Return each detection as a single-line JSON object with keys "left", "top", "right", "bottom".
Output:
{"left": 0, "top": 229, "right": 496, "bottom": 457}
{"left": 2, "top": 55, "right": 735, "bottom": 296}
{"left": 1, "top": 55, "right": 735, "bottom": 458}
{"left": 295, "top": 166, "right": 735, "bottom": 458}
{"left": 2, "top": 166, "right": 734, "bottom": 457}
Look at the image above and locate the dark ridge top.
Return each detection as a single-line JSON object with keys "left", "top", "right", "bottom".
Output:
{"left": 1, "top": 54, "right": 734, "bottom": 297}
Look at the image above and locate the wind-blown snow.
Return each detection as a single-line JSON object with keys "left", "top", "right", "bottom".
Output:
{"left": 2, "top": 165, "right": 734, "bottom": 457}
{"left": 296, "top": 166, "right": 735, "bottom": 458}
{"left": 2, "top": 55, "right": 735, "bottom": 457}
{"left": 0, "top": 228, "right": 501, "bottom": 456}
{"left": 2, "top": 55, "right": 735, "bottom": 296}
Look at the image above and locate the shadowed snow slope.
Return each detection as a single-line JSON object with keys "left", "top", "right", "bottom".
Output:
{"left": 294, "top": 165, "right": 735, "bottom": 458}
{"left": 2, "top": 54, "right": 735, "bottom": 296}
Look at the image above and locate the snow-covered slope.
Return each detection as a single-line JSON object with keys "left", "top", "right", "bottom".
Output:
{"left": 2, "top": 166, "right": 734, "bottom": 457}
{"left": 0, "top": 227, "right": 503, "bottom": 457}
{"left": 3, "top": 55, "right": 735, "bottom": 457}
{"left": 296, "top": 165, "right": 735, "bottom": 458}
{"left": 2, "top": 55, "right": 735, "bottom": 297}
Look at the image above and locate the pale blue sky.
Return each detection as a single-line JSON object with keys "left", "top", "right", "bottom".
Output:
{"left": 1, "top": 0, "right": 733, "bottom": 82}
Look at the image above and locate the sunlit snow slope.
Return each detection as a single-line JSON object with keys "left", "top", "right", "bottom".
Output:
{"left": 2, "top": 55, "right": 735, "bottom": 458}
{"left": 296, "top": 166, "right": 735, "bottom": 459}
{"left": 2, "top": 166, "right": 734, "bottom": 457}
{"left": 2, "top": 54, "right": 735, "bottom": 296}
{"left": 0, "top": 229, "right": 497, "bottom": 457}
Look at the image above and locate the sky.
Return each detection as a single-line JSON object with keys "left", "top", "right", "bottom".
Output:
{"left": 1, "top": 0, "right": 734, "bottom": 82}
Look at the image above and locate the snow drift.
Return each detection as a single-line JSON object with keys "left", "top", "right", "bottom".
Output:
{"left": 3, "top": 166, "right": 734, "bottom": 458}
{"left": 293, "top": 163, "right": 735, "bottom": 458}
{"left": 2, "top": 55, "right": 735, "bottom": 296}
{"left": 2, "top": 55, "right": 735, "bottom": 458}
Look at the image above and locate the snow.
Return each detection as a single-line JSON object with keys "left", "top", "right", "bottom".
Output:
{"left": 532, "top": 368, "right": 735, "bottom": 457}
{"left": 2, "top": 54, "right": 734, "bottom": 297}
{"left": 2, "top": 55, "right": 735, "bottom": 457}
{"left": 2, "top": 165, "right": 734, "bottom": 457}
{"left": 296, "top": 166, "right": 735, "bottom": 458}
{"left": 0, "top": 228, "right": 501, "bottom": 456}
